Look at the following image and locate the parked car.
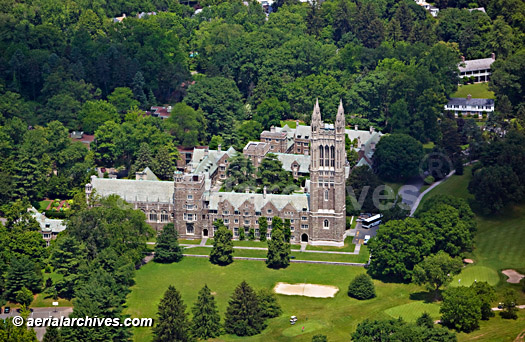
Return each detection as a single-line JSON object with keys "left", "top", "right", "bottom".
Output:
{"left": 364, "top": 235, "right": 371, "bottom": 245}
{"left": 3, "top": 307, "right": 10, "bottom": 314}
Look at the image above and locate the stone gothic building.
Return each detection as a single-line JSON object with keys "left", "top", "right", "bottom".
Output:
{"left": 86, "top": 100, "right": 348, "bottom": 245}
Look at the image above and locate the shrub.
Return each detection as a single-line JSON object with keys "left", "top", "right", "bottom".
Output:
{"left": 424, "top": 175, "right": 435, "bottom": 185}
{"left": 348, "top": 274, "right": 376, "bottom": 300}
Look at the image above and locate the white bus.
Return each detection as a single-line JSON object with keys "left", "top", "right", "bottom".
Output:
{"left": 362, "top": 214, "right": 382, "bottom": 229}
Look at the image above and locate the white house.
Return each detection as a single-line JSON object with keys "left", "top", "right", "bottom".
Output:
{"left": 444, "top": 95, "right": 494, "bottom": 118}
{"left": 458, "top": 54, "right": 496, "bottom": 82}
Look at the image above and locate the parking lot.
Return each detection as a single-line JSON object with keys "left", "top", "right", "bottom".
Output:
{"left": 352, "top": 216, "right": 381, "bottom": 245}
{"left": 1, "top": 307, "right": 73, "bottom": 340}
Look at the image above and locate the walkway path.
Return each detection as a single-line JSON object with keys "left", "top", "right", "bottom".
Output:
{"left": 183, "top": 253, "right": 367, "bottom": 267}
{"left": 181, "top": 244, "right": 361, "bottom": 255}
{"left": 492, "top": 305, "right": 525, "bottom": 311}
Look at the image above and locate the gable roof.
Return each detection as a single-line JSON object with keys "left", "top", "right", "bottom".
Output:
{"left": 209, "top": 192, "right": 309, "bottom": 212}
{"left": 459, "top": 58, "right": 495, "bottom": 72}
{"left": 447, "top": 97, "right": 494, "bottom": 106}
{"left": 275, "top": 153, "right": 311, "bottom": 173}
{"left": 90, "top": 176, "right": 174, "bottom": 203}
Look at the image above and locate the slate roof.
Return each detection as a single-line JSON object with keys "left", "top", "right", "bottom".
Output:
{"left": 209, "top": 192, "right": 309, "bottom": 212}
{"left": 90, "top": 176, "right": 174, "bottom": 203}
{"left": 29, "top": 208, "right": 67, "bottom": 233}
{"left": 275, "top": 153, "right": 311, "bottom": 173}
{"left": 191, "top": 147, "right": 237, "bottom": 176}
{"left": 458, "top": 58, "right": 495, "bottom": 72}
{"left": 447, "top": 98, "right": 495, "bottom": 106}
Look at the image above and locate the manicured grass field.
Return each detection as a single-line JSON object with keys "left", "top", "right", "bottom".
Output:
{"left": 37, "top": 200, "right": 52, "bottom": 211}
{"left": 184, "top": 246, "right": 369, "bottom": 263}
{"left": 280, "top": 120, "right": 306, "bottom": 128}
{"left": 126, "top": 258, "right": 427, "bottom": 342}
{"left": 205, "top": 239, "right": 301, "bottom": 250}
{"left": 179, "top": 239, "right": 201, "bottom": 245}
{"left": 450, "top": 265, "right": 500, "bottom": 287}
{"left": 415, "top": 165, "right": 474, "bottom": 215}
{"left": 306, "top": 237, "right": 355, "bottom": 252}
{"left": 384, "top": 301, "right": 441, "bottom": 322}
{"left": 457, "top": 311, "right": 525, "bottom": 342}
{"left": 453, "top": 83, "right": 495, "bottom": 99}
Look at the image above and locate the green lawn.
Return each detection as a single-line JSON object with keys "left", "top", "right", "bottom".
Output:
{"left": 457, "top": 311, "right": 525, "bottom": 342}
{"left": 450, "top": 265, "right": 500, "bottom": 287}
{"left": 306, "top": 237, "right": 356, "bottom": 253}
{"left": 205, "top": 239, "right": 300, "bottom": 250}
{"left": 184, "top": 245, "right": 369, "bottom": 263}
{"left": 125, "top": 258, "right": 427, "bottom": 342}
{"left": 179, "top": 239, "right": 201, "bottom": 245}
{"left": 453, "top": 83, "right": 495, "bottom": 99}
{"left": 37, "top": 200, "right": 52, "bottom": 211}
{"left": 384, "top": 301, "right": 441, "bottom": 322}
{"left": 280, "top": 120, "right": 306, "bottom": 129}
{"left": 415, "top": 165, "right": 474, "bottom": 215}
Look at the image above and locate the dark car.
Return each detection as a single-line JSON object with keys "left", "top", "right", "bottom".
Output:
{"left": 3, "top": 307, "right": 10, "bottom": 314}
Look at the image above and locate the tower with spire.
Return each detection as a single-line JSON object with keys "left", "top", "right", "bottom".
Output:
{"left": 307, "top": 99, "right": 347, "bottom": 245}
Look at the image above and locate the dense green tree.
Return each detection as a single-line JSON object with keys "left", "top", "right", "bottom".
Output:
{"left": 108, "top": 87, "right": 139, "bottom": 114}
{"left": 257, "top": 154, "right": 297, "bottom": 194}
{"left": 164, "top": 103, "right": 206, "bottom": 147}
{"left": 0, "top": 312, "right": 38, "bottom": 341}
{"left": 346, "top": 166, "right": 382, "bottom": 215}
{"left": 257, "top": 288, "right": 282, "bottom": 319}
{"left": 412, "top": 251, "right": 463, "bottom": 300}
{"left": 415, "top": 312, "right": 434, "bottom": 329}
{"left": 131, "top": 142, "right": 154, "bottom": 175}
{"left": 266, "top": 217, "right": 291, "bottom": 269}
{"left": 283, "top": 219, "right": 291, "bottom": 242}
{"left": 348, "top": 274, "right": 376, "bottom": 300}
{"left": 440, "top": 286, "right": 482, "bottom": 332}
{"left": 79, "top": 100, "right": 119, "bottom": 134}
{"left": 4, "top": 255, "right": 42, "bottom": 301}
{"left": 352, "top": 317, "right": 456, "bottom": 341}
{"left": 153, "top": 285, "right": 192, "bottom": 342}
{"left": 223, "top": 154, "right": 256, "bottom": 192}
{"left": 500, "top": 289, "right": 518, "bottom": 319}
{"left": 368, "top": 218, "right": 434, "bottom": 280}
{"left": 312, "top": 335, "right": 328, "bottom": 342}
{"left": 468, "top": 165, "right": 523, "bottom": 214}
{"left": 258, "top": 217, "right": 268, "bottom": 242}
{"left": 154, "top": 223, "right": 184, "bottom": 263}
{"left": 152, "top": 144, "right": 179, "bottom": 181}
{"left": 224, "top": 281, "right": 265, "bottom": 336}
{"left": 471, "top": 281, "right": 496, "bottom": 320}
{"left": 373, "top": 134, "right": 424, "bottom": 182}
{"left": 185, "top": 77, "right": 244, "bottom": 137}
{"left": 210, "top": 220, "right": 234, "bottom": 266}
{"left": 15, "top": 286, "right": 33, "bottom": 306}
{"left": 191, "top": 285, "right": 221, "bottom": 340}
{"left": 42, "top": 326, "right": 62, "bottom": 342}
{"left": 255, "top": 97, "right": 290, "bottom": 130}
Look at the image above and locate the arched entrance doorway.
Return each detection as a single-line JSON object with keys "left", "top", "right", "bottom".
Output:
{"left": 301, "top": 233, "right": 309, "bottom": 242}
{"left": 203, "top": 229, "right": 209, "bottom": 237}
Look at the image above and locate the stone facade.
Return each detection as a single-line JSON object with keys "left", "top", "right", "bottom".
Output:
{"left": 87, "top": 101, "right": 349, "bottom": 245}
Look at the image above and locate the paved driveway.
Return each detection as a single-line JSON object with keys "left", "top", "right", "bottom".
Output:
{"left": 0, "top": 307, "right": 73, "bottom": 341}
{"left": 352, "top": 221, "right": 380, "bottom": 245}
{"left": 398, "top": 176, "right": 424, "bottom": 209}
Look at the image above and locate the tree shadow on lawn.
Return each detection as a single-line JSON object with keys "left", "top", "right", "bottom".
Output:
{"left": 409, "top": 291, "right": 438, "bottom": 303}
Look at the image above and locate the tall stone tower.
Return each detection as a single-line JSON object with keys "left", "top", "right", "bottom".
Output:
{"left": 308, "top": 99, "right": 347, "bottom": 245}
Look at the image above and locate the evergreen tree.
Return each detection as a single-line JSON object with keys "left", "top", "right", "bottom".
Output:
{"left": 132, "top": 71, "right": 147, "bottom": 107}
{"left": 210, "top": 220, "right": 234, "bottom": 266}
{"left": 348, "top": 274, "right": 376, "bottom": 300}
{"left": 257, "top": 288, "right": 282, "bottom": 319}
{"left": 258, "top": 217, "right": 268, "bottom": 242}
{"left": 147, "top": 89, "right": 157, "bottom": 108}
{"left": 248, "top": 228, "right": 255, "bottom": 241}
{"left": 152, "top": 145, "right": 178, "bottom": 181}
{"left": 312, "top": 335, "right": 328, "bottom": 342}
{"left": 266, "top": 217, "right": 290, "bottom": 269}
{"left": 224, "top": 281, "right": 265, "bottom": 336}
{"left": 154, "top": 223, "right": 184, "bottom": 263}
{"left": 43, "top": 326, "right": 62, "bottom": 342}
{"left": 5, "top": 255, "right": 42, "bottom": 301}
{"left": 131, "top": 142, "right": 153, "bottom": 175}
{"left": 191, "top": 285, "right": 221, "bottom": 339}
{"left": 239, "top": 228, "right": 245, "bottom": 241}
{"left": 500, "top": 289, "right": 518, "bottom": 319}
{"left": 471, "top": 282, "right": 496, "bottom": 320}
{"left": 283, "top": 219, "right": 291, "bottom": 242}
{"left": 15, "top": 287, "right": 33, "bottom": 306}
{"left": 416, "top": 312, "right": 434, "bottom": 329}
{"left": 153, "top": 286, "right": 192, "bottom": 342}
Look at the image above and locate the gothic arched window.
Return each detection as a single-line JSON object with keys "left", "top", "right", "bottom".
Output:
{"left": 149, "top": 210, "right": 157, "bottom": 222}
{"left": 324, "top": 220, "right": 329, "bottom": 228}
{"left": 319, "top": 145, "right": 324, "bottom": 166}
{"left": 324, "top": 145, "right": 330, "bottom": 167}
{"left": 330, "top": 146, "right": 335, "bottom": 167}
{"left": 324, "top": 189, "right": 329, "bottom": 201}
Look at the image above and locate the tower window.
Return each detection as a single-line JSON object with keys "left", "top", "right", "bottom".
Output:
{"left": 324, "top": 189, "right": 329, "bottom": 201}
{"left": 324, "top": 220, "right": 330, "bottom": 229}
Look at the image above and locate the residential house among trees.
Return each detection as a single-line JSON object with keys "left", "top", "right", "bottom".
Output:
{"left": 458, "top": 54, "right": 496, "bottom": 83}
{"left": 444, "top": 95, "right": 495, "bottom": 118}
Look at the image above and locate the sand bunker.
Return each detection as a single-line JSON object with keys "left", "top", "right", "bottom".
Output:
{"left": 502, "top": 269, "right": 525, "bottom": 284}
{"left": 273, "top": 282, "right": 339, "bottom": 298}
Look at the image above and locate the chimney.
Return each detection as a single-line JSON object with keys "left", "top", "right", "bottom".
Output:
{"left": 204, "top": 148, "right": 209, "bottom": 157}
{"left": 461, "top": 56, "right": 465, "bottom": 62}
{"left": 304, "top": 149, "right": 308, "bottom": 156}
{"left": 354, "top": 124, "right": 358, "bottom": 130}
{"left": 491, "top": 53, "right": 495, "bottom": 60}
{"left": 263, "top": 186, "right": 267, "bottom": 198}
{"left": 270, "top": 125, "right": 275, "bottom": 132}
{"left": 369, "top": 126, "right": 374, "bottom": 134}
{"left": 167, "top": 106, "right": 172, "bottom": 113}
{"left": 467, "top": 94, "right": 472, "bottom": 100}
{"left": 295, "top": 119, "right": 300, "bottom": 128}
{"left": 245, "top": 188, "right": 250, "bottom": 193}
{"left": 218, "top": 144, "right": 221, "bottom": 152}
{"left": 361, "top": 144, "right": 365, "bottom": 151}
